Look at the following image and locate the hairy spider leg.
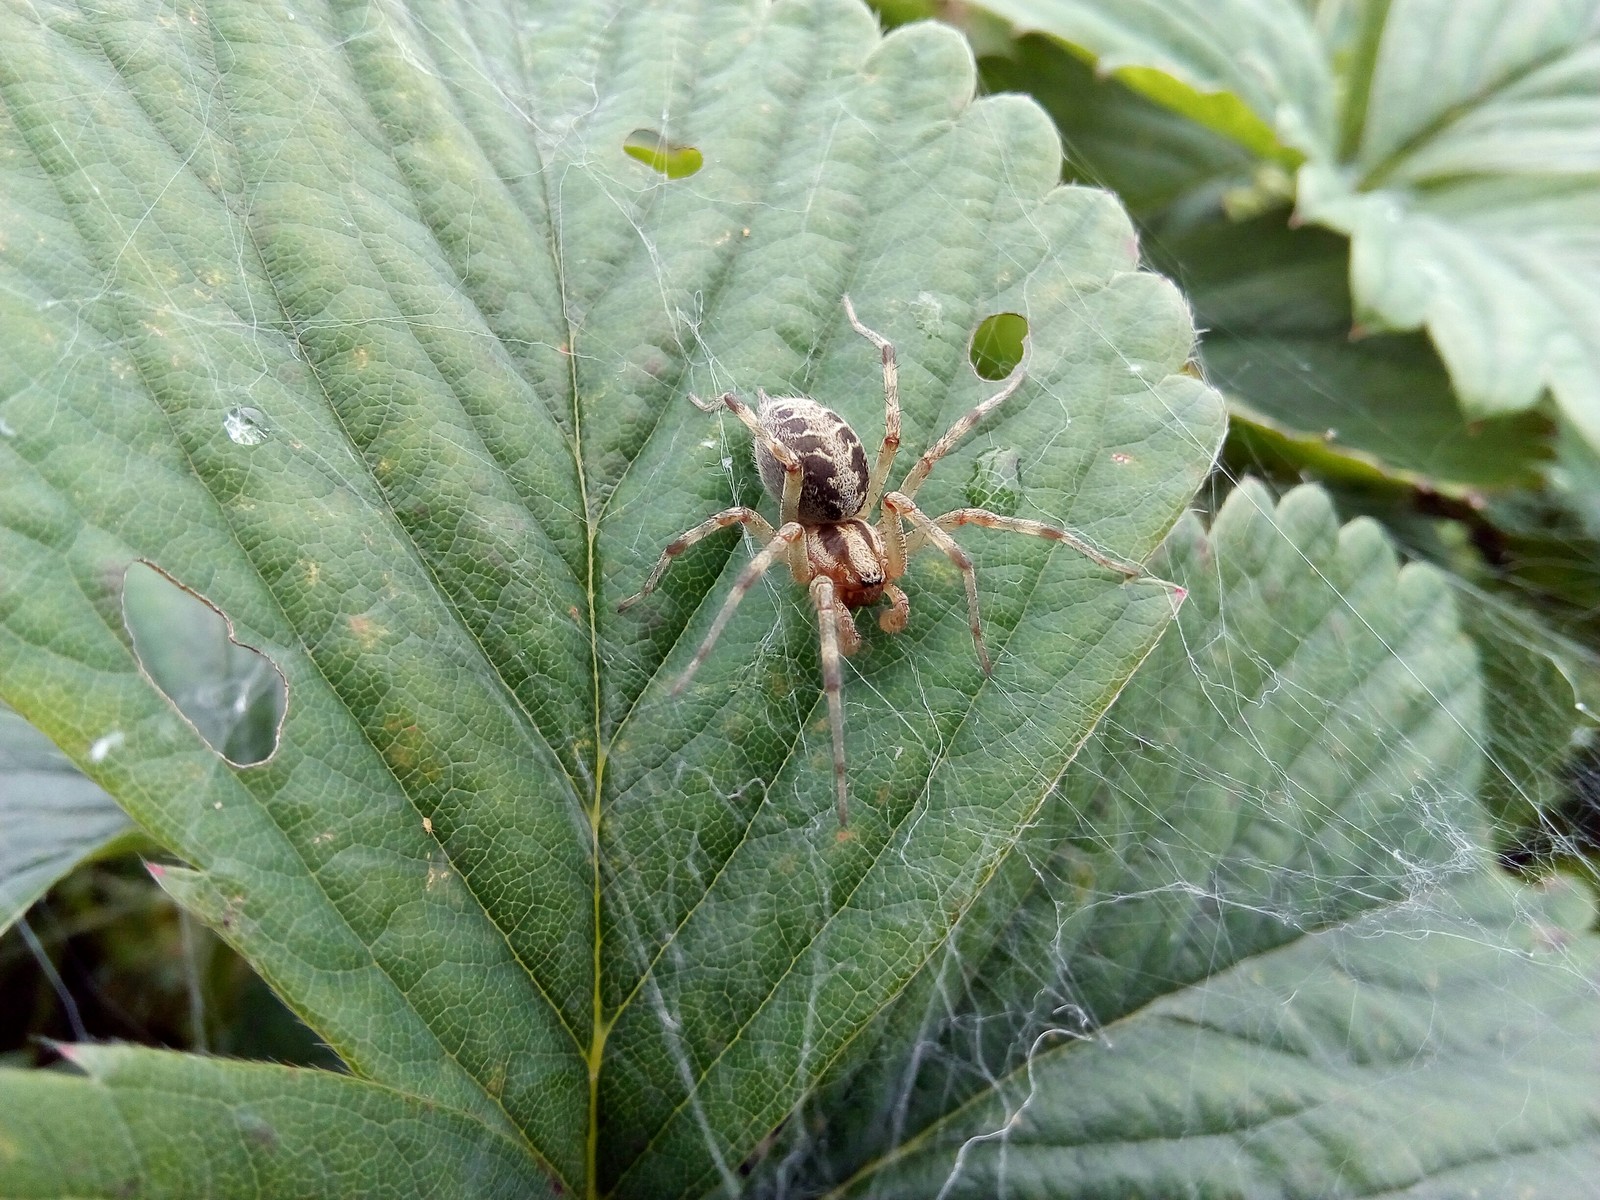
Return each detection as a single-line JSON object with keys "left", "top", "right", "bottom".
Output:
{"left": 690, "top": 390, "right": 805, "bottom": 526}
{"left": 929, "top": 509, "right": 1144, "bottom": 579}
{"left": 810, "top": 575, "right": 851, "bottom": 826}
{"left": 842, "top": 295, "right": 901, "bottom": 514}
{"left": 878, "top": 366, "right": 1029, "bottom": 583}
{"left": 615, "top": 507, "right": 778, "bottom": 612}
{"left": 882, "top": 493, "right": 991, "bottom": 674}
{"left": 670, "top": 522, "right": 806, "bottom": 696}
{"left": 889, "top": 498, "right": 1151, "bottom": 674}
{"left": 896, "top": 368, "right": 1028, "bottom": 501}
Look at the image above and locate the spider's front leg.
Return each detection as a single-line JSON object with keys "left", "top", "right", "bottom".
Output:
{"left": 810, "top": 575, "right": 851, "bottom": 827}
{"left": 842, "top": 295, "right": 901, "bottom": 513}
{"left": 887, "top": 492, "right": 1153, "bottom": 675}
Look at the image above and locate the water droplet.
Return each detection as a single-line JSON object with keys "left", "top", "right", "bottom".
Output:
{"left": 0, "top": 415, "right": 15, "bottom": 438}
{"left": 88, "top": 730, "right": 125, "bottom": 763}
{"left": 224, "top": 406, "right": 271, "bottom": 446}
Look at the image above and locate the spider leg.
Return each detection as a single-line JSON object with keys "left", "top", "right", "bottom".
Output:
{"left": 671, "top": 522, "right": 806, "bottom": 696}
{"left": 933, "top": 508, "right": 1144, "bottom": 578}
{"left": 843, "top": 295, "right": 901, "bottom": 514}
{"left": 810, "top": 575, "right": 851, "bottom": 826}
{"left": 616, "top": 507, "right": 778, "bottom": 612}
{"left": 897, "top": 368, "right": 1027, "bottom": 501}
{"left": 882, "top": 492, "right": 992, "bottom": 674}
{"left": 690, "top": 389, "right": 805, "bottom": 525}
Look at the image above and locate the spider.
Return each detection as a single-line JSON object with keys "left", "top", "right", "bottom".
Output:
{"left": 618, "top": 296, "right": 1144, "bottom": 826}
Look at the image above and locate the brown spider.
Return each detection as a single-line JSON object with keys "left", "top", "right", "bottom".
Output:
{"left": 618, "top": 296, "right": 1144, "bottom": 826}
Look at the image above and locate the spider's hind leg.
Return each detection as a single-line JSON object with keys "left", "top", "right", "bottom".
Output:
{"left": 896, "top": 368, "right": 1027, "bottom": 501}
{"left": 690, "top": 389, "right": 805, "bottom": 524}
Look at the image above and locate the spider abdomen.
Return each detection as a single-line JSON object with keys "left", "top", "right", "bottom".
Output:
{"left": 756, "top": 396, "right": 870, "bottom": 523}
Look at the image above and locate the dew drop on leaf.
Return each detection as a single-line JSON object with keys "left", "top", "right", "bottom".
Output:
{"left": 224, "top": 406, "right": 271, "bottom": 446}
{"left": 87, "top": 729, "right": 125, "bottom": 763}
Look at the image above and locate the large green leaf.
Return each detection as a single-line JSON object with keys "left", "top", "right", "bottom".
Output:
{"left": 773, "top": 483, "right": 1600, "bottom": 1196}
{"left": 971, "top": 0, "right": 1600, "bottom": 451}
{"left": 2, "top": 563, "right": 286, "bottom": 938}
{"left": 1457, "top": 586, "right": 1600, "bottom": 842}
{"left": 0, "top": 704, "right": 134, "bottom": 936}
{"left": 972, "top": 33, "right": 1557, "bottom": 496}
{"left": 0, "top": 0, "right": 1222, "bottom": 1193}
{"left": 1149, "top": 214, "right": 1552, "bottom": 497}
{"left": 0, "top": 1044, "right": 554, "bottom": 1198}
{"left": 979, "top": 33, "right": 1260, "bottom": 217}
{"left": 840, "top": 871, "right": 1600, "bottom": 1197}
{"left": 964, "top": 0, "right": 1334, "bottom": 159}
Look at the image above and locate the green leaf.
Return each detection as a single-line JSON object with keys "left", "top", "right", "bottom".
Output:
{"left": 969, "top": 0, "right": 1600, "bottom": 452}
{"left": 0, "top": 705, "right": 135, "bottom": 935}
{"left": 1149, "top": 213, "right": 1553, "bottom": 496}
{"left": 0, "top": 0, "right": 1223, "bottom": 1193}
{"left": 2, "top": 553, "right": 282, "bottom": 939}
{"left": 795, "top": 483, "right": 1600, "bottom": 1196}
{"left": 0, "top": 1045, "right": 557, "bottom": 1199}
{"left": 841, "top": 871, "right": 1600, "bottom": 1197}
{"left": 979, "top": 34, "right": 1260, "bottom": 218}
{"left": 967, "top": 0, "right": 1333, "bottom": 159}
{"left": 1456, "top": 587, "right": 1598, "bottom": 840}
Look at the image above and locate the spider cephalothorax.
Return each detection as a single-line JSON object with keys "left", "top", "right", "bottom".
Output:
{"left": 619, "top": 297, "right": 1145, "bottom": 826}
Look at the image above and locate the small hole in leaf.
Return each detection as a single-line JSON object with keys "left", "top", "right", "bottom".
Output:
{"left": 969, "top": 312, "right": 1028, "bottom": 381}
{"left": 122, "top": 562, "right": 286, "bottom": 766}
{"left": 623, "top": 129, "right": 703, "bottom": 179}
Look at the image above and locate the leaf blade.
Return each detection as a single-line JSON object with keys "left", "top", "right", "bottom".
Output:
{"left": 0, "top": 1046, "right": 562, "bottom": 1199}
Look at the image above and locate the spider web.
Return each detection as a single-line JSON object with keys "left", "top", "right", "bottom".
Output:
{"left": 1, "top": 0, "right": 1598, "bottom": 1197}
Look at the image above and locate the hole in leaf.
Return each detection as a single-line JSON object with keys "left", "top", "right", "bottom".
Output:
{"left": 623, "top": 129, "right": 704, "bottom": 179}
{"left": 969, "top": 311, "right": 1028, "bottom": 381}
{"left": 122, "top": 562, "right": 286, "bottom": 766}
